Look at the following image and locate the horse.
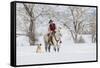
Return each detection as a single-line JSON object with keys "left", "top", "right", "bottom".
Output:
{"left": 44, "top": 29, "right": 62, "bottom": 52}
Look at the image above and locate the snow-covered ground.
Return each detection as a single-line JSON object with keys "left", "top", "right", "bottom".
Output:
{"left": 16, "top": 3, "right": 96, "bottom": 65}
{"left": 16, "top": 34, "right": 96, "bottom": 65}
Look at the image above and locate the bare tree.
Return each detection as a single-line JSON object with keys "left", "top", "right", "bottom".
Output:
{"left": 23, "top": 3, "right": 47, "bottom": 45}
{"left": 90, "top": 16, "right": 96, "bottom": 43}
{"left": 22, "top": 3, "right": 36, "bottom": 45}
{"left": 16, "top": 3, "right": 56, "bottom": 45}
{"left": 63, "top": 6, "right": 88, "bottom": 43}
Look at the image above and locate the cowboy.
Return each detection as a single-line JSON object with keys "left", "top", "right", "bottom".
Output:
{"left": 48, "top": 19, "right": 56, "bottom": 45}
{"left": 48, "top": 19, "right": 56, "bottom": 35}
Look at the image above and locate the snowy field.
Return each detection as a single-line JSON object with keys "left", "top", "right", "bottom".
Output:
{"left": 16, "top": 3, "right": 97, "bottom": 65}
{"left": 16, "top": 34, "right": 96, "bottom": 65}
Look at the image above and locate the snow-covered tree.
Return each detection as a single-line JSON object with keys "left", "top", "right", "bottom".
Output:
{"left": 90, "top": 16, "right": 96, "bottom": 43}
{"left": 63, "top": 6, "right": 94, "bottom": 43}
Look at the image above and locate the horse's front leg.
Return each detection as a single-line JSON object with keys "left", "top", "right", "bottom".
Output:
{"left": 57, "top": 46, "right": 59, "bottom": 52}
{"left": 53, "top": 45, "right": 56, "bottom": 52}
{"left": 48, "top": 45, "right": 51, "bottom": 52}
{"left": 45, "top": 42, "right": 48, "bottom": 52}
{"left": 45, "top": 45, "right": 48, "bottom": 52}
{"left": 57, "top": 44, "right": 60, "bottom": 52}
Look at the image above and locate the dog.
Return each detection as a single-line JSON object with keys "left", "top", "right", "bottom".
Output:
{"left": 36, "top": 44, "right": 43, "bottom": 53}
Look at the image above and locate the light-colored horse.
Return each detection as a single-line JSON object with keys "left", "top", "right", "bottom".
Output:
{"left": 44, "top": 29, "right": 62, "bottom": 52}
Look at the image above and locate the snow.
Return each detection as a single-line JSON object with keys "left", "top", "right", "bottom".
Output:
{"left": 17, "top": 36, "right": 30, "bottom": 46}
{"left": 16, "top": 34, "right": 96, "bottom": 65}
{"left": 16, "top": 3, "right": 96, "bottom": 65}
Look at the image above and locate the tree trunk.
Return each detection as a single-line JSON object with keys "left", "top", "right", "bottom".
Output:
{"left": 74, "top": 33, "right": 78, "bottom": 43}
{"left": 23, "top": 4, "right": 36, "bottom": 45}
{"left": 28, "top": 18, "right": 36, "bottom": 45}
